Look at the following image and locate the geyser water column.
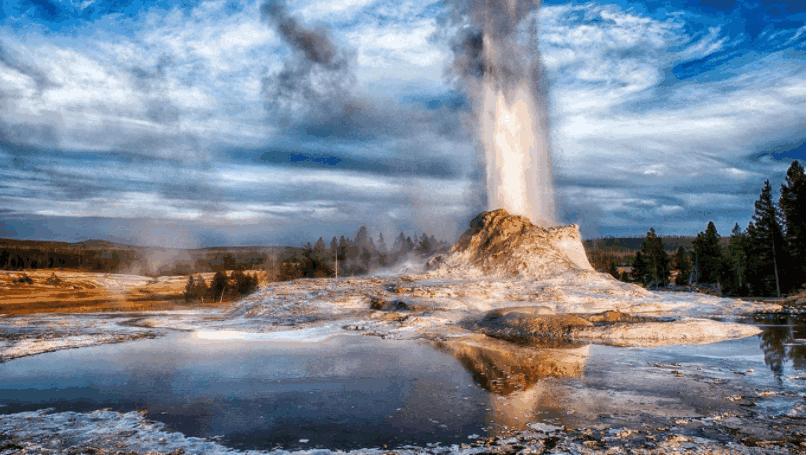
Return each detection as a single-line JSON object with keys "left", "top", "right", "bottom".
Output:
{"left": 481, "top": 77, "right": 555, "bottom": 226}
{"left": 451, "top": 0, "right": 556, "bottom": 226}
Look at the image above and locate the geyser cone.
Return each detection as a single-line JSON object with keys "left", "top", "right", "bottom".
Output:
{"left": 427, "top": 209, "right": 593, "bottom": 279}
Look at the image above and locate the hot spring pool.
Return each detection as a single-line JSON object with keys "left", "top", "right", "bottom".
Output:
{"left": 0, "top": 316, "right": 803, "bottom": 451}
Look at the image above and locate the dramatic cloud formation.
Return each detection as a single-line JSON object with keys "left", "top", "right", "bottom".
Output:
{"left": 260, "top": 0, "right": 355, "bottom": 119}
{"left": 0, "top": 0, "right": 804, "bottom": 246}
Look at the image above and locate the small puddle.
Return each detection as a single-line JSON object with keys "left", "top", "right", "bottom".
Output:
{"left": 0, "top": 316, "right": 804, "bottom": 451}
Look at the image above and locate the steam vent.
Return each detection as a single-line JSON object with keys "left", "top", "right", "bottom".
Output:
{"left": 428, "top": 209, "right": 593, "bottom": 279}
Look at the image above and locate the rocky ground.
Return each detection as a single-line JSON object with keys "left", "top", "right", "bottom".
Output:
{"left": 0, "top": 282, "right": 802, "bottom": 454}
{"left": 227, "top": 271, "right": 776, "bottom": 349}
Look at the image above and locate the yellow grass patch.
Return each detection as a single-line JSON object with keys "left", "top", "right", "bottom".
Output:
{"left": 0, "top": 270, "right": 265, "bottom": 315}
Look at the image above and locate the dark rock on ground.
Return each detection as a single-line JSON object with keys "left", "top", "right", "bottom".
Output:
{"left": 474, "top": 308, "right": 592, "bottom": 344}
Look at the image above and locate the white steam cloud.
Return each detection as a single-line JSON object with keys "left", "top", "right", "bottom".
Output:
{"left": 449, "top": 0, "right": 556, "bottom": 225}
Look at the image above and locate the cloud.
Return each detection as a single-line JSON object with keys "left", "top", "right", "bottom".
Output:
{"left": 260, "top": 0, "right": 355, "bottom": 119}
{"left": 538, "top": 3, "right": 805, "bottom": 236}
{"left": 0, "top": 0, "right": 804, "bottom": 246}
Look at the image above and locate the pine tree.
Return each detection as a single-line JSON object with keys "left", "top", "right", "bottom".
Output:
{"left": 338, "top": 236, "right": 348, "bottom": 260}
{"left": 209, "top": 271, "right": 228, "bottom": 301}
{"left": 631, "top": 251, "right": 647, "bottom": 284}
{"left": 405, "top": 236, "right": 415, "bottom": 252}
{"left": 230, "top": 270, "right": 243, "bottom": 292}
{"left": 725, "top": 223, "right": 749, "bottom": 295}
{"left": 354, "top": 226, "right": 370, "bottom": 249}
{"left": 314, "top": 237, "right": 326, "bottom": 253}
{"left": 607, "top": 260, "right": 619, "bottom": 279}
{"left": 231, "top": 270, "right": 258, "bottom": 295}
{"left": 779, "top": 160, "right": 805, "bottom": 290}
{"left": 192, "top": 275, "right": 208, "bottom": 302}
{"left": 376, "top": 233, "right": 388, "bottom": 266}
{"left": 693, "top": 222, "right": 723, "bottom": 286}
{"left": 416, "top": 233, "right": 433, "bottom": 255}
{"left": 748, "top": 180, "right": 786, "bottom": 296}
{"left": 376, "top": 233, "right": 387, "bottom": 254}
{"left": 184, "top": 275, "right": 195, "bottom": 302}
{"left": 636, "top": 228, "right": 668, "bottom": 288}
{"left": 393, "top": 232, "right": 406, "bottom": 255}
{"left": 673, "top": 246, "right": 691, "bottom": 285}
{"left": 429, "top": 235, "right": 440, "bottom": 252}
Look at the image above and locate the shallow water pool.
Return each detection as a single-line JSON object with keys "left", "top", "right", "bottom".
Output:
{"left": 0, "top": 316, "right": 804, "bottom": 451}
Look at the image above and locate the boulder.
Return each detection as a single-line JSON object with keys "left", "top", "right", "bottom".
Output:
{"left": 474, "top": 309, "right": 593, "bottom": 344}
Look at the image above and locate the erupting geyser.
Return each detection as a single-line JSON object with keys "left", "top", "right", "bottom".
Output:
{"left": 451, "top": 0, "right": 555, "bottom": 226}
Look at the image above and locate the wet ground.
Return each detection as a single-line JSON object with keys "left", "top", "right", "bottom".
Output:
{"left": 0, "top": 315, "right": 803, "bottom": 452}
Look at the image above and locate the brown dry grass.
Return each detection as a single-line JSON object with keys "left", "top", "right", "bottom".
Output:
{"left": 0, "top": 269, "right": 266, "bottom": 315}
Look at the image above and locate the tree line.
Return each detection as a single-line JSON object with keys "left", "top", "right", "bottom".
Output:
{"left": 0, "top": 239, "right": 289, "bottom": 276}
{"left": 183, "top": 270, "right": 259, "bottom": 303}
{"left": 265, "top": 226, "right": 449, "bottom": 281}
{"left": 627, "top": 160, "right": 805, "bottom": 297}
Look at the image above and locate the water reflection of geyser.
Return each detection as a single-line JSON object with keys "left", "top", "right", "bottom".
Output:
{"left": 450, "top": 0, "right": 556, "bottom": 226}
{"left": 439, "top": 335, "right": 589, "bottom": 428}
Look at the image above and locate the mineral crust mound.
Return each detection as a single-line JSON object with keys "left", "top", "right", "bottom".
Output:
{"left": 428, "top": 209, "right": 595, "bottom": 279}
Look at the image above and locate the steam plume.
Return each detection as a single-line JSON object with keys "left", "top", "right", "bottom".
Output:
{"left": 260, "top": 0, "right": 355, "bottom": 117}
{"left": 448, "top": 0, "right": 556, "bottom": 226}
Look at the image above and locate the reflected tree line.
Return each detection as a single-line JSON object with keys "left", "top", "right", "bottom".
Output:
{"left": 758, "top": 315, "right": 805, "bottom": 378}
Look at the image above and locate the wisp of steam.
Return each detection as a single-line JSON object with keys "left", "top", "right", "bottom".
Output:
{"left": 450, "top": 0, "right": 556, "bottom": 226}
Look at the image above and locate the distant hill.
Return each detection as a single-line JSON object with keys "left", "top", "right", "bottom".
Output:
{"left": 73, "top": 239, "right": 129, "bottom": 248}
{"left": 0, "top": 238, "right": 299, "bottom": 276}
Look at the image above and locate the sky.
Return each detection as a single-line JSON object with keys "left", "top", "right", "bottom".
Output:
{"left": 0, "top": 0, "right": 804, "bottom": 247}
